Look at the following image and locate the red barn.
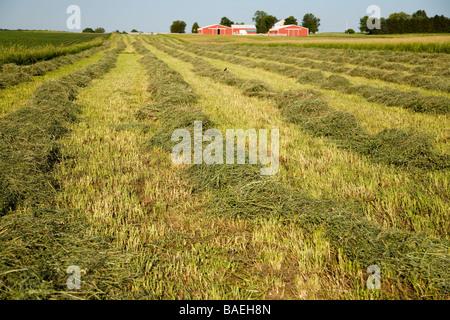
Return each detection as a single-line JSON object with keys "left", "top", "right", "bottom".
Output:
{"left": 231, "top": 25, "right": 257, "bottom": 35}
{"left": 197, "top": 24, "right": 232, "bottom": 35}
{"left": 269, "top": 25, "right": 309, "bottom": 36}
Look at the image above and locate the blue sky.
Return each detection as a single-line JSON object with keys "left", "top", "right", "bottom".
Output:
{"left": 0, "top": 0, "right": 449, "bottom": 33}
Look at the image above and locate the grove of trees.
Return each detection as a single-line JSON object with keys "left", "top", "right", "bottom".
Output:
{"left": 82, "top": 27, "right": 105, "bottom": 33}
{"left": 359, "top": 10, "right": 450, "bottom": 34}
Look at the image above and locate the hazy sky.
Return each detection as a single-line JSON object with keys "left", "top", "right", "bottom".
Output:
{"left": 0, "top": 0, "right": 449, "bottom": 33}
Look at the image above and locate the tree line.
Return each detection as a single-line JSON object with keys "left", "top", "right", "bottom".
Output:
{"left": 360, "top": 10, "right": 450, "bottom": 34}
{"left": 82, "top": 27, "right": 105, "bottom": 33}
{"left": 170, "top": 11, "right": 321, "bottom": 34}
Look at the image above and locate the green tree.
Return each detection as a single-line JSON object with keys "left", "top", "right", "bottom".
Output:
{"left": 220, "top": 17, "right": 234, "bottom": 27}
{"left": 387, "top": 12, "right": 412, "bottom": 33}
{"left": 284, "top": 16, "right": 298, "bottom": 25}
{"left": 192, "top": 22, "right": 200, "bottom": 33}
{"left": 302, "top": 13, "right": 320, "bottom": 34}
{"left": 412, "top": 10, "right": 428, "bottom": 19}
{"left": 388, "top": 12, "right": 411, "bottom": 20}
{"left": 345, "top": 28, "right": 355, "bottom": 34}
{"left": 252, "top": 10, "right": 268, "bottom": 27}
{"left": 131, "top": 29, "right": 139, "bottom": 33}
{"left": 256, "top": 15, "right": 277, "bottom": 33}
{"left": 82, "top": 27, "right": 95, "bottom": 33}
{"left": 360, "top": 10, "right": 449, "bottom": 34}
{"left": 94, "top": 27, "right": 105, "bottom": 33}
{"left": 170, "top": 20, "right": 187, "bottom": 33}
{"left": 359, "top": 16, "right": 369, "bottom": 33}
{"left": 360, "top": 15, "right": 388, "bottom": 34}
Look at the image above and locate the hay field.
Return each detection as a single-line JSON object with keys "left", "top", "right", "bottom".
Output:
{"left": 0, "top": 32, "right": 448, "bottom": 300}
{"left": 165, "top": 33, "right": 450, "bottom": 53}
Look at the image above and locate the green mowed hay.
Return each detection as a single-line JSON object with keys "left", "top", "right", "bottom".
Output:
{"left": 0, "top": 45, "right": 125, "bottom": 298}
{"left": 276, "top": 89, "right": 449, "bottom": 170}
{"left": 187, "top": 161, "right": 450, "bottom": 294}
{"left": 143, "top": 39, "right": 450, "bottom": 295}
{"left": 360, "top": 128, "right": 450, "bottom": 169}
{"left": 0, "top": 49, "right": 121, "bottom": 216}
{"left": 355, "top": 85, "right": 450, "bottom": 114}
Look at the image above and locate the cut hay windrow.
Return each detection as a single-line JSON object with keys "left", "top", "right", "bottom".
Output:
{"left": 211, "top": 45, "right": 450, "bottom": 91}
{"left": 133, "top": 40, "right": 207, "bottom": 150}
{"left": 0, "top": 42, "right": 125, "bottom": 216}
{"left": 261, "top": 50, "right": 450, "bottom": 93}
{"left": 232, "top": 40, "right": 450, "bottom": 54}
{"left": 140, "top": 39, "right": 449, "bottom": 296}
{"left": 0, "top": 39, "right": 129, "bottom": 299}
{"left": 156, "top": 40, "right": 450, "bottom": 114}
{"left": 148, "top": 40, "right": 450, "bottom": 171}
{"left": 171, "top": 42, "right": 450, "bottom": 115}
{"left": 0, "top": 43, "right": 109, "bottom": 89}
{"left": 276, "top": 90, "right": 450, "bottom": 170}
{"left": 149, "top": 39, "right": 450, "bottom": 241}
{"left": 226, "top": 44, "right": 450, "bottom": 74}
{"left": 178, "top": 42, "right": 449, "bottom": 82}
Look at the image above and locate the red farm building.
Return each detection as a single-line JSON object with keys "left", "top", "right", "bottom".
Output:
{"left": 268, "top": 25, "right": 309, "bottom": 36}
{"left": 197, "top": 22, "right": 308, "bottom": 36}
{"left": 197, "top": 24, "right": 232, "bottom": 35}
{"left": 197, "top": 24, "right": 257, "bottom": 35}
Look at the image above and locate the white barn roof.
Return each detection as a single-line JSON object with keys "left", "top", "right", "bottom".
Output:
{"left": 231, "top": 25, "right": 256, "bottom": 29}
{"left": 269, "top": 24, "right": 308, "bottom": 32}
{"left": 198, "top": 24, "right": 231, "bottom": 30}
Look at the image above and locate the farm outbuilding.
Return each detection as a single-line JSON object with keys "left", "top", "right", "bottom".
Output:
{"left": 231, "top": 25, "right": 257, "bottom": 35}
{"left": 197, "top": 24, "right": 257, "bottom": 35}
{"left": 197, "top": 24, "right": 232, "bottom": 35}
{"left": 197, "top": 23, "right": 308, "bottom": 36}
{"left": 269, "top": 25, "right": 309, "bottom": 36}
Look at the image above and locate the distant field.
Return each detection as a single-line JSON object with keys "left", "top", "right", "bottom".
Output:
{"left": 0, "top": 30, "right": 108, "bottom": 47}
{"left": 163, "top": 33, "right": 450, "bottom": 53}
{"left": 0, "top": 31, "right": 109, "bottom": 65}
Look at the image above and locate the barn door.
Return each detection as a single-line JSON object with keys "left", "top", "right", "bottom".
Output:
{"left": 218, "top": 29, "right": 221, "bottom": 35}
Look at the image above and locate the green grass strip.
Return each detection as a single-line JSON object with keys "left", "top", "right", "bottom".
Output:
{"left": 231, "top": 41, "right": 450, "bottom": 54}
